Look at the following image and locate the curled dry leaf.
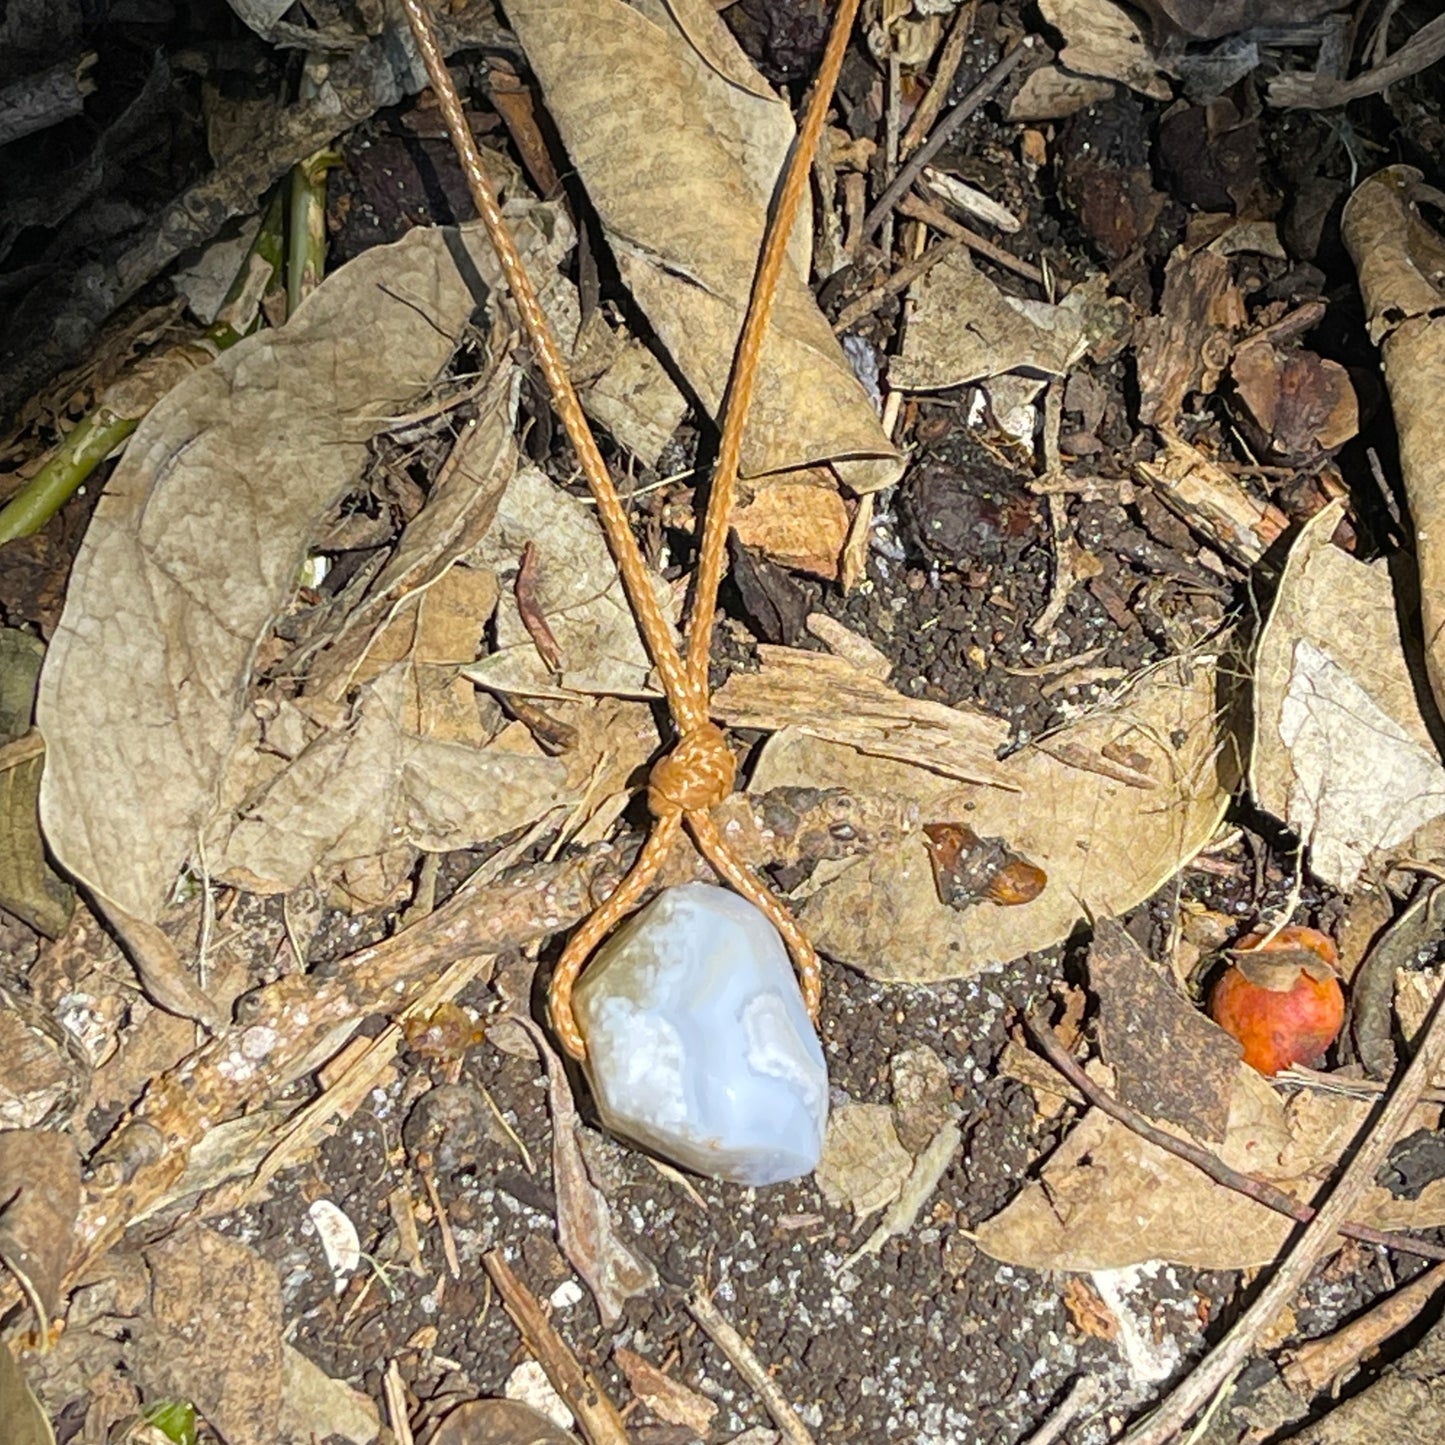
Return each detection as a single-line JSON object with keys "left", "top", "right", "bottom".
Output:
{"left": 748, "top": 654, "right": 1236, "bottom": 981}
{"left": 504, "top": 0, "right": 902, "bottom": 496}
{"left": 504, "top": 1014, "right": 657, "bottom": 1328}
{"left": 1251, "top": 499, "right": 1445, "bottom": 890}
{"left": 1343, "top": 166, "right": 1445, "bottom": 721}
{"left": 1039, "top": 0, "right": 1171, "bottom": 101}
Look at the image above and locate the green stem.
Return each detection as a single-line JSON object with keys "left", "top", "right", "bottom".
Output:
{"left": 0, "top": 408, "right": 136, "bottom": 545}
{"left": 0, "top": 189, "right": 285, "bottom": 545}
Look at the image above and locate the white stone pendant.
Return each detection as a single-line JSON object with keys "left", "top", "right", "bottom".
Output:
{"left": 573, "top": 882, "right": 829, "bottom": 1186}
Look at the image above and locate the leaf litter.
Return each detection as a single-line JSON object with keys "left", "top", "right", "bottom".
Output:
{"left": 7, "top": 3, "right": 1445, "bottom": 1443}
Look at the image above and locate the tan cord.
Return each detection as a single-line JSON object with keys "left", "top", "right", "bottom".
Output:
{"left": 400, "top": 0, "right": 858, "bottom": 1059}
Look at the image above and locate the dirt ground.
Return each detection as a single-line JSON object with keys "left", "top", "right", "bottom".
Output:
{"left": 6, "top": 2, "right": 1445, "bottom": 1444}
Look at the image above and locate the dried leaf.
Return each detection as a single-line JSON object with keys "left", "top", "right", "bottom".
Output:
{"left": 1040, "top": 0, "right": 1171, "bottom": 100}
{"left": 815, "top": 1103, "right": 912, "bottom": 1221}
{"left": 213, "top": 666, "right": 574, "bottom": 893}
{"left": 844, "top": 1121, "right": 961, "bottom": 1268}
{"left": 466, "top": 467, "right": 676, "bottom": 699}
{"left": 505, "top": 1014, "right": 657, "bottom": 1327}
{"left": 505, "top": 0, "right": 901, "bottom": 494}
{"left": 0, "top": 1343, "right": 54, "bottom": 1445}
{"left": 135, "top": 1228, "right": 284, "bottom": 1445}
{"left": 976, "top": 1068, "right": 1445, "bottom": 1271}
{"left": 38, "top": 216, "right": 564, "bottom": 928}
{"left": 0, "top": 983, "right": 89, "bottom": 1132}
{"left": 1252, "top": 501, "right": 1445, "bottom": 890}
{"left": 0, "top": 1129, "right": 81, "bottom": 1334}
{"left": 890, "top": 247, "right": 1086, "bottom": 391}
{"left": 750, "top": 655, "right": 1235, "bottom": 981}
{"left": 1090, "top": 919, "right": 1241, "bottom": 1144}
{"left": 0, "top": 630, "right": 72, "bottom": 936}
{"left": 1008, "top": 65, "right": 1115, "bottom": 122}
{"left": 277, "top": 1345, "right": 379, "bottom": 1445}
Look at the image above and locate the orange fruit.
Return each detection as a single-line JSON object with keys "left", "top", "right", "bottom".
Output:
{"left": 1208, "top": 926, "right": 1345, "bottom": 1077}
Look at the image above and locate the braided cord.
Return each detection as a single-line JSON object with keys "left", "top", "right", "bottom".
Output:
{"left": 400, "top": 0, "right": 859, "bottom": 1059}
{"left": 685, "top": 0, "right": 863, "bottom": 695}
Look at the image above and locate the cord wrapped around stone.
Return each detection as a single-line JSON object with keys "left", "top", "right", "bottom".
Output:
{"left": 548, "top": 727, "right": 823, "bottom": 1061}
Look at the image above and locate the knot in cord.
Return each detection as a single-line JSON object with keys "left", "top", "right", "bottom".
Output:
{"left": 646, "top": 723, "right": 736, "bottom": 817}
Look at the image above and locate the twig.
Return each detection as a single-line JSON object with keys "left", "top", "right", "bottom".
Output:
{"left": 686, "top": 1287, "right": 817, "bottom": 1445}
{"left": 1023, "top": 1375, "right": 1100, "bottom": 1445}
{"left": 1116, "top": 976, "right": 1445, "bottom": 1442}
{"left": 861, "top": 38, "right": 1033, "bottom": 242}
{"left": 1282, "top": 1261, "right": 1445, "bottom": 1395}
{"left": 482, "top": 1249, "right": 633, "bottom": 1445}
{"left": 1027, "top": 1017, "right": 1445, "bottom": 1264}
{"left": 832, "top": 233, "right": 968, "bottom": 332}
{"left": 1269, "top": 13, "right": 1445, "bottom": 108}
{"left": 898, "top": 193, "right": 1047, "bottom": 287}
{"left": 900, "top": 2, "right": 975, "bottom": 158}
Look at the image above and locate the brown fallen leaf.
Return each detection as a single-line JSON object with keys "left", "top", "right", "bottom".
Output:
{"left": 747, "top": 654, "right": 1236, "bottom": 982}
{"left": 1040, "top": 0, "right": 1170, "bottom": 100}
{"left": 890, "top": 246, "right": 1087, "bottom": 391}
{"left": 133, "top": 1227, "right": 284, "bottom": 1445}
{"left": 37, "top": 212, "right": 568, "bottom": 931}
{"left": 814, "top": 1103, "right": 912, "bottom": 1222}
{"left": 211, "top": 665, "right": 576, "bottom": 895}
{"left": 1230, "top": 337, "right": 1358, "bottom": 459}
{"left": 505, "top": 1014, "right": 657, "bottom": 1328}
{"left": 504, "top": 0, "right": 902, "bottom": 496}
{"left": 1090, "top": 918, "right": 1242, "bottom": 1145}
{"left": 466, "top": 466, "right": 677, "bottom": 700}
{"left": 0, "top": 1129, "right": 81, "bottom": 1335}
{"left": 975, "top": 1068, "right": 1445, "bottom": 1272}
